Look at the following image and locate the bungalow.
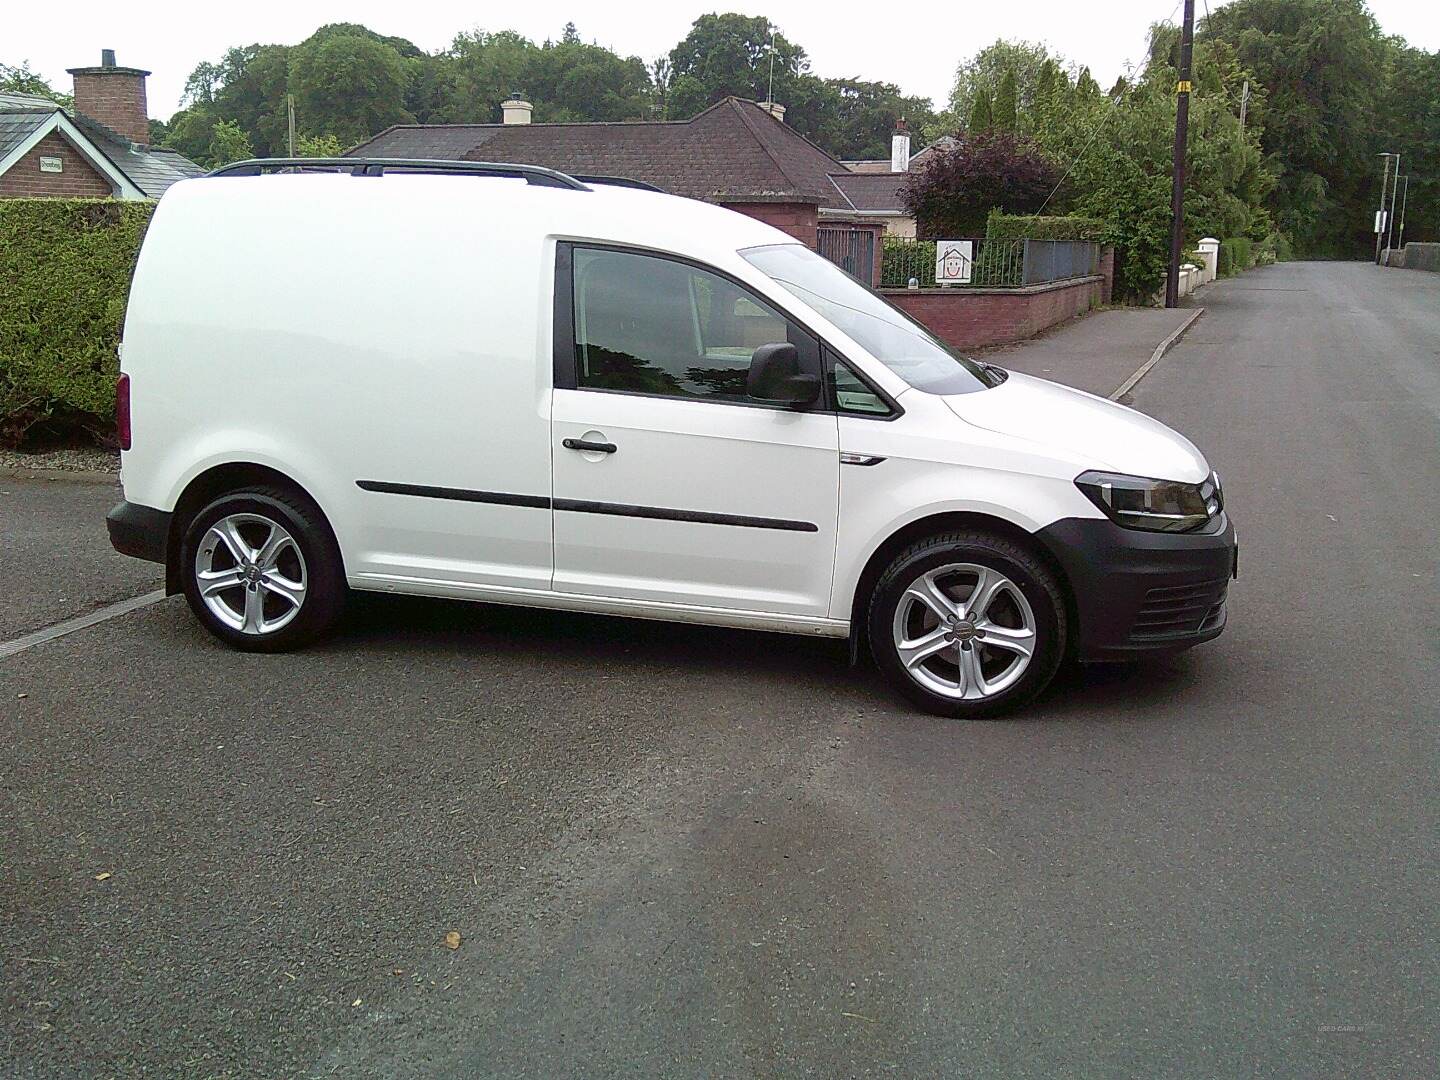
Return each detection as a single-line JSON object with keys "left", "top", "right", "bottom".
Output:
{"left": 0, "top": 51, "right": 203, "bottom": 200}
{"left": 348, "top": 97, "right": 923, "bottom": 281}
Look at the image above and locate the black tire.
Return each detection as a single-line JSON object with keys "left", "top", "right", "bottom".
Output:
{"left": 868, "top": 530, "right": 1067, "bottom": 718}
{"left": 179, "top": 486, "right": 345, "bottom": 653}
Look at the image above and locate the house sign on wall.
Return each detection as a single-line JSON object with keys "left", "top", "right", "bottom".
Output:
{"left": 935, "top": 240, "right": 973, "bottom": 284}
{"left": 39, "top": 156, "right": 63, "bottom": 174}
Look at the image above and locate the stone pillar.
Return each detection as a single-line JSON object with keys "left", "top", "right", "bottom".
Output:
{"left": 1196, "top": 237, "right": 1220, "bottom": 283}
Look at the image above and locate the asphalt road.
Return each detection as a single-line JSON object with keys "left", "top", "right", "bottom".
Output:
{"left": 2, "top": 262, "right": 1435, "bottom": 1078}
{"left": 0, "top": 477, "right": 157, "bottom": 639}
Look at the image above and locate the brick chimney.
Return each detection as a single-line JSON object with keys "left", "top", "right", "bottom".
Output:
{"left": 67, "top": 49, "right": 151, "bottom": 145}
{"left": 757, "top": 100, "right": 786, "bottom": 123}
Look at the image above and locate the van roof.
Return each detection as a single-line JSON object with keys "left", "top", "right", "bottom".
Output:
{"left": 171, "top": 159, "right": 796, "bottom": 264}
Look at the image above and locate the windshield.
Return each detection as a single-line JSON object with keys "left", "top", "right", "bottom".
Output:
{"left": 740, "top": 243, "right": 998, "bottom": 395}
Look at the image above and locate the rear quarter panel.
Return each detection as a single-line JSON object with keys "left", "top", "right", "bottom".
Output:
{"left": 119, "top": 175, "right": 555, "bottom": 588}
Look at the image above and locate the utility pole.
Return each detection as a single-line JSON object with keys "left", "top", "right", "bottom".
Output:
{"left": 1374, "top": 153, "right": 1394, "bottom": 265}
{"left": 287, "top": 94, "right": 296, "bottom": 157}
{"left": 1238, "top": 79, "right": 1249, "bottom": 134}
{"left": 1165, "top": 0, "right": 1195, "bottom": 308}
{"left": 1384, "top": 154, "right": 1401, "bottom": 258}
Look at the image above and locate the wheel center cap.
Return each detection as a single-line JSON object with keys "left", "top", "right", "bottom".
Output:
{"left": 244, "top": 564, "right": 262, "bottom": 584}
{"left": 950, "top": 619, "right": 978, "bottom": 642}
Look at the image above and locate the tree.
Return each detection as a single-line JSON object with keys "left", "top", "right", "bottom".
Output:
{"left": 435, "top": 30, "right": 535, "bottom": 122}
{"left": 946, "top": 40, "right": 1062, "bottom": 132}
{"left": 1376, "top": 41, "right": 1440, "bottom": 243}
{"left": 207, "top": 45, "right": 293, "bottom": 157}
{"left": 901, "top": 130, "right": 1060, "bottom": 236}
{"left": 1035, "top": 30, "right": 1274, "bottom": 299}
{"left": 523, "top": 39, "right": 652, "bottom": 122}
{"left": 180, "top": 61, "right": 224, "bottom": 107}
{"left": 992, "top": 70, "right": 1018, "bottom": 132}
{"left": 207, "top": 119, "right": 253, "bottom": 166}
{"left": 1201, "top": 0, "right": 1387, "bottom": 255}
{"left": 807, "top": 78, "right": 937, "bottom": 160}
{"left": 665, "top": 13, "right": 815, "bottom": 128}
{"left": 968, "top": 89, "right": 993, "bottom": 133}
{"left": 0, "top": 61, "right": 72, "bottom": 108}
{"left": 288, "top": 31, "right": 412, "bottom": 147}
{"left": 160, "top": 107, "right": 215, "bottom": 163}
{"left": 151, "top": 17, "right": 948, "bottom": 167}
{"left": 295, "top": 132, "right": 344, "bottom": 156}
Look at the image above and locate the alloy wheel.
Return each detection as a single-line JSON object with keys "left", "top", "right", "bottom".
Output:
{"left": 193, "top": 512, "right": 308, "bottom": 635}
{"left": 891, "top": 562, "right": 1037, "bottom": 701}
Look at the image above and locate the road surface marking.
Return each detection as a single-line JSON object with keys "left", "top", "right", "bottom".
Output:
{"left": 0, "top": 589, "right": 168, "bottom": 661}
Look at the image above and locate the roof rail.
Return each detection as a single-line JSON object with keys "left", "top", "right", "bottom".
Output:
{"left": 571, "top": 174, "right": 665, "bottom": 193}
{"left": 207, "top": 157, "right": 590, "bottom": 190}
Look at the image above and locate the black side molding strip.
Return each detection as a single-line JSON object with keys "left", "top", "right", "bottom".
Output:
{"left": 553, "top": 498, "right": 817, "bottom": 533}
{"left": 356, "top": 481, "right": 817, "bottom": 532}
{"left": 356, "top": 480, "right": 549, "bottom": 509}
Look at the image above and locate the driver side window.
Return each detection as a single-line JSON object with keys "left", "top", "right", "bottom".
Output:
{"left": 571, "top": 246, "right": 815, "bottom": 404}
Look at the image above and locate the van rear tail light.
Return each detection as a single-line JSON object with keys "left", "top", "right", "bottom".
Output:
{"left": 116, "top": 373, "right": 131, "bottom": 450}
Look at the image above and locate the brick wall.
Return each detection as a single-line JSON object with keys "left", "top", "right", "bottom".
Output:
{"left": 723, "top": 201, "right": 820, "bottom": 249}
{"left": 0, "top": 130, "right": 113, "bottom": 198}
{"left": 882, "top": 276, "right": 1104, "bottom": 351}
{"left": 70, "top": 69, "right": 150, "bottom": 145}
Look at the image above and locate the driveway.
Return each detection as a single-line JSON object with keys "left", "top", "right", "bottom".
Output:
{"left": 1, "top": 261, "right": 1435, "bottom": 1078}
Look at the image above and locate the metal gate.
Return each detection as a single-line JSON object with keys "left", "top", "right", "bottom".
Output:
{"left": 817, "top": 227, "right": 876, "bottom": 284}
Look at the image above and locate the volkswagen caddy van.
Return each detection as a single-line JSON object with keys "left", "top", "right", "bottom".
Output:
{"left": 107, "top": 159, "right": 1236, "bottom": 717}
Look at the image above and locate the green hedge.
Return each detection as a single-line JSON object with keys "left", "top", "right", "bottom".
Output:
{"left": 1217, "top": 237, "right": 1253, "bottom": 277}
{"left": 986, "top": 210, "right": 1105, "bottom": 241}
{"left": 0, "top": 198, "right": 153, "bottom": 446}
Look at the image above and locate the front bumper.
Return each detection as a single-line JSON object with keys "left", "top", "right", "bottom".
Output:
{"left": 1037, "top": 513, "right": 1237, "bottom": 662}
{"left": 107, "top": 500, "right": 172, "bottom": 565}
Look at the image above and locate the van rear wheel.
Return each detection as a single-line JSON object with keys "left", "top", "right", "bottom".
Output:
{"left": 868, "top": 531, "right": 1066, "bottom": 718}
{"left": 179, "top": 487, "right": 345, "bottom": 652}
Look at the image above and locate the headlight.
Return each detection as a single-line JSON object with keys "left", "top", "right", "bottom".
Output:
{"left": 1075, "top": 470, "right": 1221, "bottom": 533}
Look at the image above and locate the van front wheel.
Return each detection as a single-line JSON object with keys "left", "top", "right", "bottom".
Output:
{"left": 179, "top": 487, "right": 345, "bottom": 652}
{"left": 868, "top": 531, "right": 1067, "bottom": 717}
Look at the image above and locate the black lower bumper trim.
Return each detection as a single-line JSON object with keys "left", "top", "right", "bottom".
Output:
{"left": 1036, "top": 514, "right": 1237, "bottom": 662}
{"left": 107, "top": 500, "right": 172, "bottom": 565}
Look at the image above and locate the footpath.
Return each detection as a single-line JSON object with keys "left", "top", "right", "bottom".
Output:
{"left": 981, "top": 302, "right": 1204, "bottom": 402}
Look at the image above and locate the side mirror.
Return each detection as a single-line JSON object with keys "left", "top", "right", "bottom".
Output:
{"left": 747, "top": 342, "right": 820, "bottom": 407}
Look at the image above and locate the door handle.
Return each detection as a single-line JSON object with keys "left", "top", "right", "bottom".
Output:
{"left": 563, "top": 437, "right": 617, "bottom": 454}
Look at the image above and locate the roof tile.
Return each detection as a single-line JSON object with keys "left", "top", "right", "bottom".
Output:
{"left": 349, "top": 98, "right": 854, "bottom": 209}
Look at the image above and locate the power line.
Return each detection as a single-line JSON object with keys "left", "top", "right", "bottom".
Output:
{"left": 1027, "top": 1, "right": 1183, "bottom": 221}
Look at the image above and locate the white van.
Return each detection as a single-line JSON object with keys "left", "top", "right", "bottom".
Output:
{"left": 108, "top": 159, "right": 1236, "bottom": 717}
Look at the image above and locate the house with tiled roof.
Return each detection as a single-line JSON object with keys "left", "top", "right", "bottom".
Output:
{"left": 837, "top": 128, "right": 955, "bottom": 239}
{"left": 0, "top": 51, "right": 203, "bottom": 200}
{"left": 348, "top": 96, "right": 921, "bottom": 280}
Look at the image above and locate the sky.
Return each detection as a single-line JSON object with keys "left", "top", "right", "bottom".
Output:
{"left": 11, "top": 0, "right": 1440, "bottom": 122}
